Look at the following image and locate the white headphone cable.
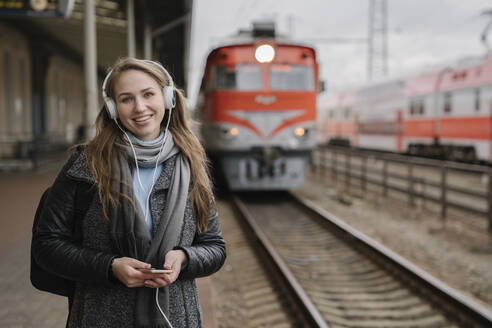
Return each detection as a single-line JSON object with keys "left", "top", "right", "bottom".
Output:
{"left": 156, "top": 288, "right": 173, "bottom": 328}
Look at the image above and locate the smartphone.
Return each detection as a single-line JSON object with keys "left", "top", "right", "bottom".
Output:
{"left": 138, "top": 268, "right": 173, "bottom": 274}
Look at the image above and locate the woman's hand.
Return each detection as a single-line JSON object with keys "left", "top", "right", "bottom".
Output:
{"left": 112, "top": 257, "right": 161, "bottom": 288}
{"left": 144, "top": 250, "right": 188, "bottom": 288}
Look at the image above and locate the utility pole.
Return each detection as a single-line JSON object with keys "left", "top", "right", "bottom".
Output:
{"left": 367, "top": 0, "right": 388, "bottom": 81}
{"left": 287, "top": 15, "right": 295, "bottom": 38}
{"left": 481, "top": 9, "right": 492, "bottom": 55}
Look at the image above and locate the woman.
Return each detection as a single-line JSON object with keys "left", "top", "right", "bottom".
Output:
{"left": 32, "top": 58, "right": 226, "bottom": 328}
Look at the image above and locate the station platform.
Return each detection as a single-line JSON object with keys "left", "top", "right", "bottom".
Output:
{"left": 0, "top": 164, "right": 218, "bottom": 327}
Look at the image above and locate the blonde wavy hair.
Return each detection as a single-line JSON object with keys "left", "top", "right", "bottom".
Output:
{"left": 85, "top": 57, "right": 214, "bottom": 233}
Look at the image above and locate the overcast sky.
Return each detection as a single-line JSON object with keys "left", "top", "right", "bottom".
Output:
{"left": 188, "top": 0, "right": 492, "bottom": 105}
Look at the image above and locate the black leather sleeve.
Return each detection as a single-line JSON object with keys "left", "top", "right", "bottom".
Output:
{"left": 178, "top": 208, "right": 226, "bottom": 279}
{"left": 32, "top": 158, "right": 115, "bottom": 285}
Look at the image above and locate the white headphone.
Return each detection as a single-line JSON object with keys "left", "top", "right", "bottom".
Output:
{"left": 101, "top": 60, "right": 176, "bottom": 119}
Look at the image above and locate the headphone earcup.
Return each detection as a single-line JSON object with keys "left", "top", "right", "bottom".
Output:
{"left": 163, "top": 86, "right": 175, "bottom": 110}
{"left": 105, "top": 98, "right": 117, "bottom": 119}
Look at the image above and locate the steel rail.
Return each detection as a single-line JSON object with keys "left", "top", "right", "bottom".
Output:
{"left": 231, "top": 195, "right": 330, "bottom": 328}
{"left": 292, "top": 192, "right": 492, "bottom": 327}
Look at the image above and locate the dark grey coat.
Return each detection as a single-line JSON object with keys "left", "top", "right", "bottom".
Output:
{"left": 32, "top": 150, "right": 226, "bottom": 327}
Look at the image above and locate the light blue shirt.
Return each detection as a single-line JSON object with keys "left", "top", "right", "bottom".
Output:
{"left": 132, "top": 133, "right": 164, "bottom": 238}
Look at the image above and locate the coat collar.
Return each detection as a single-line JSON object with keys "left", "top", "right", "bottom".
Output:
{"left": 66, "top": 150, "right": 95, "bottom": 184}
{"left": 66, "top": 149, "right": 175, "bottom": 190}
{"left": 152, "top": 155, "right": 176, "bottom": 191}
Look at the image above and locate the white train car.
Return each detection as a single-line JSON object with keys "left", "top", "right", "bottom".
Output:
{"left": 318, "top": 56, "right": 492, "bottom": 161}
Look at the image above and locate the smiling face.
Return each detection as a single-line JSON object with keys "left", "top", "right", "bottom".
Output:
{"left": 113, "top": 69, "right": 165, "bottom": 141}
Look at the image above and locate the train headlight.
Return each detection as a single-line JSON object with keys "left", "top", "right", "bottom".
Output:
{"left": 255, "top": 44, "right": 275, "bottom": 63}
{"left": 294, "top": 127, "right": 306, "bottom": 137}
{"left": 221, "top": 126, "right": 239, "bottom": 139}
{"left": 229, "top": 127, "right": 239, "bottom": 136}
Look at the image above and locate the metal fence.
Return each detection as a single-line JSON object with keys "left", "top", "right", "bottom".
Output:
{"left": 311, "top": 146, "right": 492, "bottom": 235}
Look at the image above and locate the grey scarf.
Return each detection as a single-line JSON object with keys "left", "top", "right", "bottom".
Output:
{"left": 112, "top": 132, "right": 190, "bottom": 327}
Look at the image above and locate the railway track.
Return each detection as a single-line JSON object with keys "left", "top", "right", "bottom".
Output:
{"left": 230, "top": 192, "right": 492, "bottom": 328}
{"left": 211, "top": 201, "right": 314, "bottom": 327}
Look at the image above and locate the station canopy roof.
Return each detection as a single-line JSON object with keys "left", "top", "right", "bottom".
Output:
{"left": 1, "top": 0, "right": 192, "bottom": 89}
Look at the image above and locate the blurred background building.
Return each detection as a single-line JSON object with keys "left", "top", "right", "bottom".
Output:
{"left": 0, "top": 0, "right": 192, "bottom": 169}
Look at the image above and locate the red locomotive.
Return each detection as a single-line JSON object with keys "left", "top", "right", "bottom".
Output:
{"left": 195, "top": 22, "right": 320, "bottom": 190}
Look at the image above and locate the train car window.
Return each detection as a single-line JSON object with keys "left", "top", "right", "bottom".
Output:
{"left": 474, "top": 88, "right": 481, "bottom": 111}
{"left": 269, "top": 65, "right": 314, "bottom": 90}
{"left": 344, "top": 107, "right": 351, "bottom": 119}
{"left": 216, "top": 64, "right": 262, "bottom": 90}
{"left": 409, "top": 98, "right": 424, "bottom": 115}
{"left": 4, "top": 52, "right": 13, "bottom": 136}
{"left": 418, "top": 99, "right": 425, "bottom": 115}
{"left": 443, "top": 92, "right": 452, "bottom": 113}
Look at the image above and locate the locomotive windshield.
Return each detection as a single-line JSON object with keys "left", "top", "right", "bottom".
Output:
{"left": 216, "top": 64, "right": 262, "bottom": 90}
{"left": 214, "top": 63, "right": 315, "bottom": 91}
{"left": 269, "top": 64, "right": 314, "bottom": 91}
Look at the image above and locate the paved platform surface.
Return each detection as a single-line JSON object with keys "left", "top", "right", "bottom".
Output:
{"left": 0, "top": 164, "right": 217, "bottom": 328}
